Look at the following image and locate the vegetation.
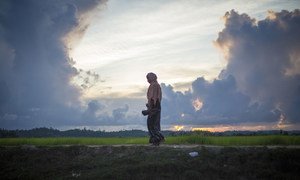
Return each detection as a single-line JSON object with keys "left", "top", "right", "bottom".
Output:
{"left": 1, "top": 127, "right": 299, "bottom": 146}
{"left": 1, "top": 145, "right": 300, "bottom": 179}
{"left": 1, "top": 128, "right": 300, "bottom": 179}
{"left": 166, "top": 135, "right": 300, "bottom": 146}
{"left": 0, "top": 128, "right": 149, "bottom": 138}
{"left": 1, "top": 135, "right": 300, "bottom": 146}
{"left": 1, "top": 127, "right": 299, "bottom": 138}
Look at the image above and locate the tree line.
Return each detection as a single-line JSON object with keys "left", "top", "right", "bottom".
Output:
{"left": 0, "top": 127, "right": 299, "bottom": 138}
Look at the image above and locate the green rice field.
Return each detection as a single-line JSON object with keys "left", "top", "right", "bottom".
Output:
{"left": 1, "top": 135, "right": 299, "bottom": 146}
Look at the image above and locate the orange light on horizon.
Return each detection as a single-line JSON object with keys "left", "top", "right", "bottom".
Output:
{"left": 192, "top": 127, "right": 215, "bottom": 132}
{"left": 191, "top": 124, "right": 274, "bottom": 132}
{"left": 192, "top": 126, "right": 233, "bottom": 132}
{"left": 174, "top": 125, "right": 184, "bottom": 131}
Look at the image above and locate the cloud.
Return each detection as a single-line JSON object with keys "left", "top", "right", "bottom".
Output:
{"left": 1, "top": 1, "right": 299, "bottom": 131}
{"left": 80, "top": 99, "right": 142, "bottom": 127}
{"left": 215, "top": 9, "right": 300, "bottom": 124}
{"left": 0, "top": 0, "right": 105, "bottom": 129}
{"left": 160, "top": 9, "right": 300, "bottom": 128}
{"left": 0, "top": 1, "right": 136, "bottom": 129}
{"left": 161, "top": 83, "right": 193, "bottom": 124}
{"left": 112, "top": 104, "right": 129, "bottom": 122}
{"left": 74, "top": 69, "right": 103, "bottom": 90}
{"left": 83, "top": 100, "right": 105, "bottom": 119}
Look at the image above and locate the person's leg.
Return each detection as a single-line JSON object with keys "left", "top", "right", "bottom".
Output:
{"left": 155, "top": 111, "right": 164, "bottom": 142}
{"left": 154, "top": 102, "right": 164, "bottom": 142}
{"left": 147, "top": 116, "right": 155, "bottom": 143}
{"left": 157, "top": 111, "right": 161, "bottom": 131}
{"left": 150, "top": 112, "right": 165, "bottom": 145}
{"left": 148, "top": 113, "right": 162, "bottom": 145}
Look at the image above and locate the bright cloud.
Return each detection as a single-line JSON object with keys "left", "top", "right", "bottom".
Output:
{"left": 0, "top": 0, "right": 299, "bottom": 131}
{"left": 71, "top": 0, "right": 299, "bottom": 97}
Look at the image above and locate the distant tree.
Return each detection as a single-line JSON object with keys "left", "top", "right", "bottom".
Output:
{"left": 1, "top": 128, "right": 299, "bottom": 138}
{"left": 0, "top": 129, "right": 18, "bottom": 138}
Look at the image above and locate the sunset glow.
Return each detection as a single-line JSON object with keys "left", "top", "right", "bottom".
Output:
{"left": 173, "top": 125, "right": 185, "bottom": 131}
{"left": 1, "top": 0, "right": 299, "bottom": 131}
{"left": 191, "top": 125, "right": 268, "bottom": 132}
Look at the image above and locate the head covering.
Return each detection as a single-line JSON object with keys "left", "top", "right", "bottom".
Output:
{"left": 146, "top": 72, "right": 162, "bottom": 105}
{"left": 146, "top": 72, "right": 157, "bottom": 83}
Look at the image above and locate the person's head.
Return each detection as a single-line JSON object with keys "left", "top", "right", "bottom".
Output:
{"left": 146, "top": 72, "right": 157, "bottom": 83}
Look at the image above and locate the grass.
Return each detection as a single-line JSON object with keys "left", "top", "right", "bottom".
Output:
{"left": 1, "top": 145, "right": 300, "bottom": 179}
{"left": 0, "top": 137, "right": 147, "bottom": 146}
{"left": 166, "top": 135, "right": 300, "bottom": 146}
{"left": 0, "top": 135, "right": 300, "bottom": 146}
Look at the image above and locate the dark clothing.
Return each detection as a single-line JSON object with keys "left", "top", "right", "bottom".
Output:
{"left": 147, "top": 100, "right": 164, "bottom": 144}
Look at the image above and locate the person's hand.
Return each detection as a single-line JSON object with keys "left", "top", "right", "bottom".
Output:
{"left": 142, "top": 110, "right": 149, "bottom": 116}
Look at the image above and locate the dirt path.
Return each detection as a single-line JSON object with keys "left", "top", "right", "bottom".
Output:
{"left": 1, "top": 144, "right": 300, "bottom": 179}
{"left": 16, "top": 144, "right": 300, "bottom": 149}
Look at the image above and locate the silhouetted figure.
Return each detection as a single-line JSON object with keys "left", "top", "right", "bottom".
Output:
{"left": 142, "top": 72, "right": 164, "bottom": 146}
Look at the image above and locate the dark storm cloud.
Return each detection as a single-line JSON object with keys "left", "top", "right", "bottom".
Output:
{"left": 191, "top": 75, "right": 280, "bottom": 125}
{"left": 216, "top": 9, "right": 300, "bottom": 124}
{"left": 160, "top": 83, "right": 193, "bottom": 124}
{"left": 83, "top": 100, "right": 105, "bottom": 119}
{"left": 0, "top": 0, "right": 105, "bottom": 129}
{"left": 112, "top": 104, "right": 129, "bottom": 121}
{"left": 1, "top": 2, "right": 299, "bottom": 130}
{"left": 160, "top": 9, "right": 300, "bottom": 127}
{"left": 81, "top": 99, "right": 142, "bottom": 126}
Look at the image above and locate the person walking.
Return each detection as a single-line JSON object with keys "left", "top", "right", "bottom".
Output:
{"left": 142, "top": 72, "right": 165, "bottom": 146}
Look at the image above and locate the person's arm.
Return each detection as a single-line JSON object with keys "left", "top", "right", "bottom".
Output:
{"left": 148, "top": 99, "right": 159, "bottom": 116}
{"left": 142, "top": 103, "right": 150, "bottom": 116}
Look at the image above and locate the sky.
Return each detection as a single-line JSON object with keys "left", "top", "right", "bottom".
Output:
{"left": 0, "top": 0, "right": 300, "bottom": 131}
